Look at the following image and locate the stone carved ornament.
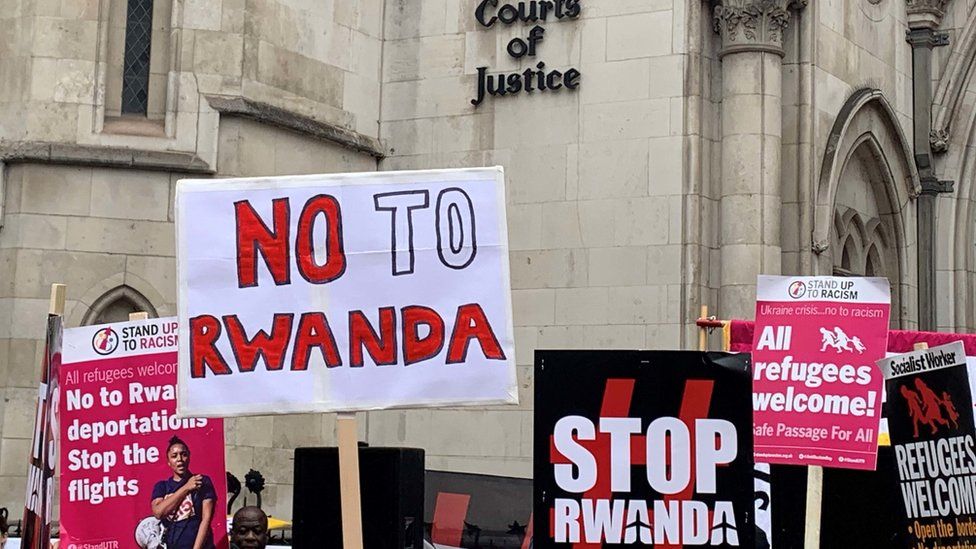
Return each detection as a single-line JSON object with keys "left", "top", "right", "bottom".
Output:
{"left": 713, "top": 0, "right": 808, "bottom": 55}
{"left": 811, "top": 239, "right": 830, "bottom": 256}
{"left": 930, "top": 129, "right": 950, "bottom": 153}
{"left": 906, "top": 0, "right": 950, "bottom": 19}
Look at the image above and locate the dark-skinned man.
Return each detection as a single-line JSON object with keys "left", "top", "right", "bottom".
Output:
{"left": 230, "top": 506, "right": 269, "bottom": 549}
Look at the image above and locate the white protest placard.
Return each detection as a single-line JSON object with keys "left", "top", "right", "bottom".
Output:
{"left": 176, "top": 168, "right": 516, "bottom": 417}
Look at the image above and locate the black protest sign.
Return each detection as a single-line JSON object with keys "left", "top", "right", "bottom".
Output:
{"left": 879, "top": 341, "right": 976, "bottom": 548}
{"left": 534, "top": 351, "right": 754, "bottom": 547}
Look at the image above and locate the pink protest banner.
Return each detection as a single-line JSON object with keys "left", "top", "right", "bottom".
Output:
{"left": 752, "top": 275, "right": 890, "bottom": 470}
{"left": 21, "top": 315, "right": 61, "bottom": 549}
{"left": 732, "top": 323, "right": 976, "bottom": 444}
{"left": 60, "top": 317, "right": 228, "bottom": 549}
{"left": 732, "top": 323, "right": 976, "bottom": 355}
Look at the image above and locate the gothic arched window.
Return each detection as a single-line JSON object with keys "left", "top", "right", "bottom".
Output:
{"left": 82, "top": 286, "right": 158, "bottom": 326}
{"left": 813, "top": 90, "right": 915, "bottom": 328}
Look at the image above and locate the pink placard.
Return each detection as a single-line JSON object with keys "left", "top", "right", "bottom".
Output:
{"left": 752, "top": 276, "right": 890, "bottom": 470}
{"left": 60, "top": 318, "right": 228, "bottom": 549}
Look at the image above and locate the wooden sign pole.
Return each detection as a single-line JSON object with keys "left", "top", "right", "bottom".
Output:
{"left": 698, "top": 305, "right": 709, "bottom": 351}
{"left": 803, "top": 466, "right": 823, "bottom": 549}
{"left": 49, "top": 284, "right": 66, "bottom": 316}
{"left": 696, "top": 306, "right": 728, "bottom": 353}
{"left": 337, "top": 412, "right": 364, "bottom": 549}
{"left": 699, "top": 307, "right": 824, "bottom": 547}
{"left": 803, "top": 335, "right": 917, "bottom": 548}
{"left": 129, "top": 312, "right": 149, "bottom": 321}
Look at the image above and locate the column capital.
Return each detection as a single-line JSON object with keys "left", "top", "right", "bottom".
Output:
{"left": 712, "top": 0, "right": 808, "bottom": 58}
{"left": 906, "top": 0, "right": 950, "bottom": 30}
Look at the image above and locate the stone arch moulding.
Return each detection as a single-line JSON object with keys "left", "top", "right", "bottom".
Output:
{"left": 948, "top": 93, "right": 976, "bottom": 332}
{"left": 832, "top": 207, "right": 867, "bottom": 271}
{"left": 75, "top": 284, "right": 160, "bottom": 327}
{"left": 935, "top": 6, "right": 976, "bottom": 332}
{"left": 931, "top": 5, "right": 976, "bottom": 152}
{"left": 812, "top": 88, "right": 920, "bottom": 326}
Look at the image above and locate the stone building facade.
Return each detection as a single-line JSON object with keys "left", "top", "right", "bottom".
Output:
{"left": 1, "top": 0, "right": 975, "bottom": 521}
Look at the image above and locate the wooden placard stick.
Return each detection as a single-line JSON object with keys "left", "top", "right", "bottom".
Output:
{"left": 337, "top": 412, "right": 364, "bottom": 549}
{"left": 698, "top": 305, "right": 709, "bottom": 352}
{"left": 803, "top": 465, "right": 823, "bottom": 549}
{"left": 129, "top": 312, "right": 150, "bottom": 321}
{"left": 914, "top": 342, "right": 930, "bottom": 351}
{"left": 49, "top": 284, "right": 66, "bottom": 316}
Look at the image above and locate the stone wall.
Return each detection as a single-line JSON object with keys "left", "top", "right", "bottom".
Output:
{"left": 0, "top": 0, "right": 30, "bottom": 139}
{"left": 0, "top": 163, "right": 181, "bottom": 515}
{"left": 0, "top": 0, "right": 384, "bottom": 166}
{"left": 0, "top": 0, "right": 385, "bottom": 520}
{"left": 5, "top": 0, "right": 976, "bottom": 526}
{"left": 0, "top": 117, "right": 377, "bottom": 518}
{"left": 217, "top": 117, "right": 377, "bottom": 177}
{"left": 931, "top": 1, "right": 976, "bottom": 332}
{"left": 372, "top": 0, "right": 692, "bottom": 479}
{"left": 697, "top": 3, "right": 724, "bottom": 325}
{"left": 780, "top": 1, "right": 920, "bottom": 326}
{"left": 234, "top": 0, "right": 384, "bottom": 137}
{"left": 0, "top": 0, "right": 99, "bottom": 141}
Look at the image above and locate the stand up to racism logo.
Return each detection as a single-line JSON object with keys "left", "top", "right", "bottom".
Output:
{"left": 92, "top": 327, "right": 119, "bottom": 355}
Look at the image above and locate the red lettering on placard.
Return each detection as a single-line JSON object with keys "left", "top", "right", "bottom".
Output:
{"left": 295, "top": 194, "right": 346, "bottom": 284}
{"left": 291, "top": 312, "right": 342, "bottom": 370}
{"left": 190, "top": 315, "right": 232, "bottom": 378}
{"left": 193, "top": 304, "right": 507, "bottom": 375}
{"left": 431, "top": 492, "right": 471, "bottom": 547}
{"left": 446, "top": 303, "right": 506, "bottom": 363}
{"left": 235, "top": 198, "right": 291, "bottom": 288}
{"left": 223, "top": 314, "right": 293, "bottom": 372}
{"left": 349, "top": 308, "right": 397, "bottom": 367}
{"left": 402, "top": 306, "right": 445, "bottom": 365}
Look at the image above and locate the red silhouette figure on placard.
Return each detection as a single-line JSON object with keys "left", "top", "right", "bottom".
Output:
{"left": 916, "top": 379, "right": 950, "bottom": 434}
{"left": 901, "top": 385, "right": 929, "bottom": 438}
{"left": 942, "top": 391, "right": 961, "bottom": 429}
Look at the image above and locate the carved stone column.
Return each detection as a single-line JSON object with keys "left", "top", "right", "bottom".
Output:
{"left": 906, "top": 0, "right": 953, "bottom": 330}
{"left": 906, "top": 0, "right": 949, "bottom": 29}
{"left": 713, "top": 0, "right": 807, "bottom": 58}
{"left": 713, "top": 0, "right": 806, "bottom": 318}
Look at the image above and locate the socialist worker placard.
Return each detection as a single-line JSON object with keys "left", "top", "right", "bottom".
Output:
{"left": 879, "top": 342, "right": 976, "bottom": 549}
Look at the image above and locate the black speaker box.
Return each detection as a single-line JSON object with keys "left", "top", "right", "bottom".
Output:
{"left": 292, "top": 447, "right": 425, "bottom": 549}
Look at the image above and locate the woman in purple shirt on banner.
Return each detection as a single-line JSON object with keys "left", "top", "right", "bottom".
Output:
{"left": 151, "top": 436, "right": 216, "bottom": 549}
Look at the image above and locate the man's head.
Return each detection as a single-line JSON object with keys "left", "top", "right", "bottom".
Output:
{"left": 231, "top": 506, "right": 269, "bottom": 549}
